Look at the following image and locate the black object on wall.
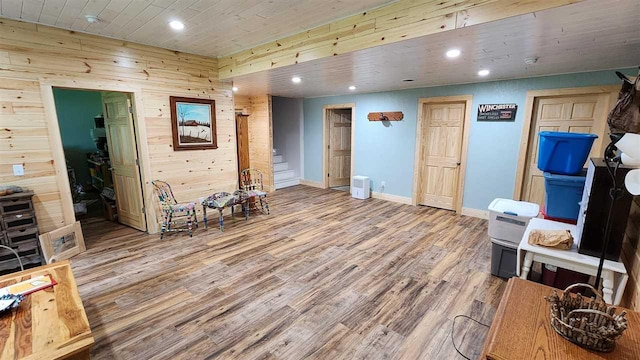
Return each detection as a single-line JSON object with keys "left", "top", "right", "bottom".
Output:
{"left": 577, "top": 158, "right": 634, "bottom": 261}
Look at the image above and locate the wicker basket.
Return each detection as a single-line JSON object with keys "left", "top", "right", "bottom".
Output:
{"left": 545, "top": 283, "right": 628, "bottom": 352}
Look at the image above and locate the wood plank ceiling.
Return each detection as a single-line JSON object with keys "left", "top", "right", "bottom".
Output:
{"left": 0, "top": 0, "right": 394, "bottom": 57}
{"left": 2, "top": 0, "right": 637, "bottom": 97}
{"left": 229, "top": 0, "right": 640, "bottom": 97}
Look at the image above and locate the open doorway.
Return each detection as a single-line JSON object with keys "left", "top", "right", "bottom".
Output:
{"left": 52, "top": 88, "right": 147, "bottom": 232}
{"left": 323, "top": 104, "right": 355, "bottom": 192}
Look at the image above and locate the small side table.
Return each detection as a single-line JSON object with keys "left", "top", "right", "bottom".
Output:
{"left": 517, "top": 218, "right": 628, "bottom": 305}
{"left": 202, "top": 190, "right": 249, "bottom": 232}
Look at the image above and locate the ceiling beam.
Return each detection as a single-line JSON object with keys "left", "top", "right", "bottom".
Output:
{"left": 218, "top": 0, "right": 585, "bottom": 80}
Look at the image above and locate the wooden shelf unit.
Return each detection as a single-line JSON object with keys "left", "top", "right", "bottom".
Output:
{"left": 0, "top": 191, "right": 43, "bottom": 273}
{"left": 87, "top": 158, "right": 113, "bottom": 191}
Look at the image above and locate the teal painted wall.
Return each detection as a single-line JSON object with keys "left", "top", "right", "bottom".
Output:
{"left": 53, "top": 88, "right": 103, "bottom": 185}
{"left": 303, "top": 69, "right": 636, "bottom": 211}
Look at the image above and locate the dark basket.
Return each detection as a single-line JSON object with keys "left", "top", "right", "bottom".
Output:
{"left": 545, "top": 283, "right": 628, "bottom": 352}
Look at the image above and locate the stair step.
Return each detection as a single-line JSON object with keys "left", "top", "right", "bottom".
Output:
{"left": 274, "top": 162, "right": 289, "bottom": 172}
{"left": 275, "top": 177, "right": 300, "bottom": 190}
{"left": 274, "top": 169, "right": 295, "bottom": 182}
{"left": 273, "top": 155, "right": 283, "bottom": 163}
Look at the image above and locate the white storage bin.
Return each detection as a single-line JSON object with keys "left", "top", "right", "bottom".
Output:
{"left": 488, "top": 198, "right": 540, "bottom": 244}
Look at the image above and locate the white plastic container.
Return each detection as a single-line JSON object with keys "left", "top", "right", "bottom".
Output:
{"left": 488, "top": 198, "right": 540, "bottom": 244}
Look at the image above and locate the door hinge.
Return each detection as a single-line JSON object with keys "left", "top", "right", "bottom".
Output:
{"left": 328, "top": 145, "right": 330, "bottom": 149}
{"left": 129, "top": 106, "right": 133, "bottom": 114}
{"left": 135, "top": 159, "right": 140, "bottom": 166}
{"left": 141, "top": 207, "right": 145, "bottom": 213}
{"left": 327, "top": 173, "right": 330, "bottom": 177}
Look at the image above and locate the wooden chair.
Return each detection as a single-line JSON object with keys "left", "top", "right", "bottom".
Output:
{"left": 240, "top": 168, "right": 270, "bottom": 214}
{"left": 152, "top": 180, "right": 198, "bottom": 239}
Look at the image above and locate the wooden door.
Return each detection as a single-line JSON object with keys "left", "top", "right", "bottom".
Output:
{"left": 102, "top": 92, "right": 146, "bottom": 231}
{"left": 236, "top": 114, "right": 250, "bottom": 182}
{"left": 328, "top": 109, "right": 352, "bottom": 187}
{"left": 521, "top": 94, "right": 608, "bottom": 206}
{"left": 417, "top": 102, "right": 465, "bottom": 210}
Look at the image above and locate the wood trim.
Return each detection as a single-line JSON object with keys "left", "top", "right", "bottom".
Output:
{"left": 39, "top": 79, "right": 159, "bottom": 234}
{"left": 40, "top": 83, "right": 75, "bottom": 227}
{"left": 457, "top": 96, "right": 474, "bottom": 214}
{"left": 300, "top": 179, "right": 324, "bottom": 188}
{"left": 218, "top": 0, "right": 583, "bottom": 79}
{"left": 461, "top": 207, "right": 489, "bottom": 220}
{"left": 322, "top": 103, "right": 356, "bottom": 189}
{"left": 412, "top": 95, "right": 473, "bottom": 215}
{"left": 129, "top": 90, "right": 159, "bottom": 234}
{"left": 371, "top": 191, "right": 412, "bottom": 205}
{"left": 512, "top": 85, "right": 620, "bottom": 200}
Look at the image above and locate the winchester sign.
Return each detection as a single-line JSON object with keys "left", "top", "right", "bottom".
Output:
{"left": 477, "top": 103, "right": 518, "bottom": 121}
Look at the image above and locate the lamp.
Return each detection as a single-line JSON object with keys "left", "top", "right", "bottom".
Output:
{"left": 611, "top": 133, "right": 640, "bottom": 195}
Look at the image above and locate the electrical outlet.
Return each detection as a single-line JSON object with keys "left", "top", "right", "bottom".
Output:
{"left": 12, "top": 164, "right": 24, "bottom": 176}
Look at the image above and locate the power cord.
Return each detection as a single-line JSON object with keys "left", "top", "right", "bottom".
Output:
{"left": 451, "top": 314, "right": 490, "bottom": 360}
{"left": 0, "top": 245, "right": 24, "bottom": 271}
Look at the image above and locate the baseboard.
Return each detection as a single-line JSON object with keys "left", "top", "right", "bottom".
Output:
{"left": 461, "top": 207, "right": 489, "bottom": 219}
{"left": 371, "top": 191, "right": 413, "bottom": 205}
{"left": 300, "top": 179, "right": 324, "bottom": 188}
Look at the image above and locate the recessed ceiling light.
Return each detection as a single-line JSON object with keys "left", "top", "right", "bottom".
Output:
{"left": 85, "top": 15, "right": 100, "bottom": 23}
{"left": 478, "top": 69, "right": 490, "bottom": 77}
{"left": 232, "top": 86, "right": 238, "bottom": 92}
{"left": 169, "top": 20, "right": 185, "bottom": 30}
{"left": 446, "top": 49, "right": 461, "bottom": 58}
{"left": 292, "top": 76, "right": 302, "bottom": 84}
{"left": 349, "top": 85, "right": 356, "bottom": 90}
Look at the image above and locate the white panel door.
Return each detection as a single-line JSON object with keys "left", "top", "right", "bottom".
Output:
{"left": 417, "top": 102, "right": 465, "bottom": 210}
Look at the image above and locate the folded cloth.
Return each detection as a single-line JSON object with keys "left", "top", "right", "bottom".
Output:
{"left": 528, "top": 229, "right": 573, "bottom": 250}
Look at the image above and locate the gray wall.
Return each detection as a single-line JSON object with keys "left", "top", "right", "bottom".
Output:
{"left": 272, "top": 96, "right": 303, "bottom": 178}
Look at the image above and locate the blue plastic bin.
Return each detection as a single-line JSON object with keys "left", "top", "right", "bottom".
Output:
{"left": 537, "top": 132, "right": 597, "bottom": 175}
{"left": 543, "top": 171, "right": 586, "bottom": 221}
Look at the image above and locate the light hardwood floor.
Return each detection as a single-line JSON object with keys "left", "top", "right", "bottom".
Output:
{"left": 71, "top": 185, "right": 506, "bottom": 359}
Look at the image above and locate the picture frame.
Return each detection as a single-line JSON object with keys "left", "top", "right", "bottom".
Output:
{"left": 38, "top": 221, "right": 86, "bottom": 264}
{"left": 170, "top": 96, "right": 218, "bottom": 151}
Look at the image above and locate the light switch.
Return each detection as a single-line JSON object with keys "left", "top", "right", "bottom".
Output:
{"left": 13, "top": 164, "right": 24, "bottom": 176}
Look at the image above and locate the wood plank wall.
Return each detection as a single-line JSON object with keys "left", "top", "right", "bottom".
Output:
{"left": 234, "top": 95, "right": 251, "bottom": 116}
{"left": 0, "top": 18, "right": 236, "bottom": 234}
{"left": 234, "top": 94, "right": 274, "bottom": 192}
{"left": 622, "top": 197, "right": 640, "bottom": 310}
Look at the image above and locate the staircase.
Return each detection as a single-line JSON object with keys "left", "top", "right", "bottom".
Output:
{"left": 273, "top": 150, "right": 300, "bottom": 189}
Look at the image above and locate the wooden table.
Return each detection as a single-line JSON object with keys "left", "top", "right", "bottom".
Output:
{"left": 481, "top": 278, "right": 640, "bottom": 359}
{"left": 0, "top": 261, "right": 94, "bottom": 359}
{"left": 517, "top": 218, "right": 628, "bottom": 305}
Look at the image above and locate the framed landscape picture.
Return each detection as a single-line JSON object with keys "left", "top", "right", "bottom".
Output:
{"left": 170, "top": 96, "right": 218, "bottom": 150}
